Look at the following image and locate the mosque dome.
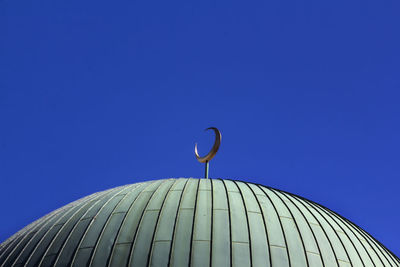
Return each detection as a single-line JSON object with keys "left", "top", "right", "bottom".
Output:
{"left": 0, "top": 178, "right": 399, "bottom": 267}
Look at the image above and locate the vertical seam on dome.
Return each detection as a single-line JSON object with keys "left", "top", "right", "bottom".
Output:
{"left": 1, "top": 233, "right": 29, "bottom": 260}
{"left": 316, "top": 203, "right": 386, "bottom": 267}
{"left": 1, "top": 199, "right": 76, "bottom": 258}
{"left": 104, "top": 182, "right": 149, "bottom": 266}
{"left": 106, "top": 181, "right": 158, "bottom": 267}
{"left": 1, "top": 194, "right": 88, "bottom": 265}
{"left": 287, "top": 193, "right": 341, "bottom": 267}
{"left": 167, "top": 179, "right": 190, "bottom": 267}
{"left": 68, "top": 186, "right": 131, "bottom": 266}
{"left": 0, "top": 233, "right": 22, "bottom": 256}
{"left": 330, "top": 207, "right": 398, "bottom": 266}
{"left": 24, "top": 189, "right": 112, "bottom": 267}
{"left": 347, "top": 220, "right": 399, "bottom": 265}
{"left": 0, "top": 210, "right": 60, "bottom": 265}
{"left": 292, "top": 195, "right": 354, "bottom": 267}
{"left": 12, "top": 193, "right": 104, "bottom": 267}
{"left": 306, "top": 200, "right": 367, "bottom": 267}
{"left": 53, "top": 186, "right": 133, "bottom": 266}
{"left": 250, "top": 182, "right": 400, "bottom": 263}
{"left": 220, "top": 179, "right": 232, "bottom": 267}
{"left": 256, "top": 185, "right": 291, "bottom": 267}
{"left": 359, "top": 227, "right": 400, "bottom": 264}
{"left": 244, "top": 182, "right": 272, "bottom": 267}
{"left": 239, "top": 180, "right": 400, "bottom": 266}
{"left": 231, "top": 180, "right": 253, "bottom": 267}
{"left": 87, "top": 184, "right": 140, "bottom": 267}
{"left": 334, "top": 209, "right": 393, "bottom": 266}
{"left": 146, "top": 179, "right": 178, "bottom": 267}
{"left": 351, "top": 225, "right": 393, "bottom": 266}
{"left": 0, "top": 220, "right": 40, "bottom": 261}
{"left": 126, "top": 179, "right": 170, "bottom": 267}
{"left": 304, "top": 190, "right": 400, "bottom": 265}
{"left": 188, "top": 179, "right": 201, "bottom": 267}
{"left": 51, "top": 183, "right": 139, "bottom": 267}
{"left": 38, "top": 190, "right": 113, "bottom": 267}
{"left": 279, "top": 192, "right": 326, "bottom": 266}
{"left": 1, "top": 208, "right": 63, "bottom": 266}
{"left": 267, "top": 189, "right": 310, "bottom": 267}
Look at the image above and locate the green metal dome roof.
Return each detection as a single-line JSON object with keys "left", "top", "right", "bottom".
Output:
{"left": 0, "top": 178, "right": 399, "bottom": 267}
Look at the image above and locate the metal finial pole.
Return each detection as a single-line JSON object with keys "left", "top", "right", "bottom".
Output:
{"left": 205, "top": 161, "right": 209, "bottom": 179}
{"left": 194, "top": 127, "right": 221, "bottom": 179}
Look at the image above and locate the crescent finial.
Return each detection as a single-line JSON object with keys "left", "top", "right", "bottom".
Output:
{"left": 195, "top": 127, "right": 221, "bottom": 163}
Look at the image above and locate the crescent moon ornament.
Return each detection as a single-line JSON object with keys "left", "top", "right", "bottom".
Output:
{"left": 195, "top": 127, "right": 221, "bottom": 178}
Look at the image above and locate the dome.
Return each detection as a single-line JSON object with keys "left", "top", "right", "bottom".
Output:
{"left": 0, "top": 178, "right": 398, "bottom": 267}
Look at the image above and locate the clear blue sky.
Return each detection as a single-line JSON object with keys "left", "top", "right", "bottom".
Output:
{"left": 1, "top": 0, "right": 399, "bottom": 256}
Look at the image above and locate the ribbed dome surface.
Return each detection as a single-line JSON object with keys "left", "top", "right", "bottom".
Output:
{"left": 0, "top": 178, "right": 398, "bottom": 267}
